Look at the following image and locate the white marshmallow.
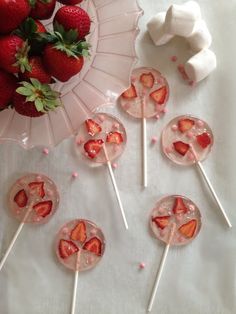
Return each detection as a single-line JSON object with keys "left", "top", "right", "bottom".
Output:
{"left": 164, "top": 1, "right": 201, "bottom": 37}
{"left": 187, "top": 20, "right": 212, "bottom": 51}
{"left": 147, "top": 12, "right": 174, "bottom": 46}
{"left": 184, "top": 49, "right": 217, "bottom": 82}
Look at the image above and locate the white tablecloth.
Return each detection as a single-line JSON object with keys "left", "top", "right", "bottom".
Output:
{"left": 1, "top": 0, "right": 236, "bottom": 313}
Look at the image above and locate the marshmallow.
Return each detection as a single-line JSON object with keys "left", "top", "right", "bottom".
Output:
{"left": 184, "top": 49, "right": 217, "bottom": 82}
{"left": 147, "top": 12, "right": 174, "bottom": 46}
{"left": 187, "top": 19, "right": 212, "bottom": 51}
{"left": 164, "top": 1, "right": 201, "bottom": 37}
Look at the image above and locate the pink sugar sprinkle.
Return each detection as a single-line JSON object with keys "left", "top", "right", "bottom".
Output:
{"left": 165, "top": 146, "right": 173, "bottom": 154}
{"left": 171, "top": 55, "right": 177, "bottom": 62}
{"left": 76, "top": 138, "right": 84, "bottom": 145}
{"left": 196, "top": 120, "right": 204, "bottom": 128}
{"left": 151, "top": 136, "right": 158, "bottom": 144}
{"left": 113, "top": 123, "right": 119, "bottom": 130}
{"left": 43, "top": 148, "right": 49, "bottom": 155}
{"left": 162, "top": 107, "right": 168, "bottom": 114}
{"left": 189, "top": 204, "right": 195, "bottom": 212}
{"left": 171, "top": 124, "right": 178, "bottom": 131}
{"left": 62, "top": 227, "right": 69, "bottom": 235}
{"left": 155, "top": 114, "right": 160, "bottom": 120}
{"left": 139, "top": 262, "right": 145, "bottom": 269}
{"left": 98, "top": 115, "right": 105, "bottom": 122}
{"left": 112, "top": 163, "right": 118, "bottom": 169}
{"left": 186, "top": 131, "right": 194, "bottom": 138}
{"left": 90, "top": 228, "right": 97, "bottom": 235}
{"left": 177, "top": 64, "right": 185, "bottom": 73}
{"left": 72, "top": 172, "right": 78, "bottom": 179}
{"left": 188, "top": 80, "right": 196, "bottom": 87}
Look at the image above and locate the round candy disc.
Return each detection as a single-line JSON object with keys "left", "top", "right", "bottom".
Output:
{"left": 119, "top": 67, "right": 169, "bottom": 119}
{"left": 56, "top": 219, "right": 105, "bottom": 272}
{"left": 162, "top": 115, "right": 214, "bottom": 166}
{"left": 9, "top": 173, "right": 59, "bottom": 224}
{"left": 150, "top": 195, "right": 202, "bottom": 246}
{"left": 75, "top": 113, "right": 126, "bottom": 165}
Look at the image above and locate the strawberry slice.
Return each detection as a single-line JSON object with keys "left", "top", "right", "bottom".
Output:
{"left": 140, "top": 72, "right": 154, "bottom": 88}
{"left": 173, "top": 141, "right": 190, "bottom": 156}
{"left": 83, "top": 237, "right": 102, "bottom": 256}
{"left": 152, "top": 216, "right": 170, "bottom": 229}
{"left": 172, "top": 197, "right": 188, "bottom": 215}
{"left": 106, "top": 131, "right": 123, "bottom": 144}
{"left": 150, "top": 86, "right": 167, "bottom": 105}
{"left": 14, "top": 189, "right": 28, "bottom": 208}
{"left": 33, "top": 200, "right": 52, "bottom": 218}
{"left": 84, "top": 139, "right": 104, "bottom": 159}
{"left": 196, "top": 132, "right": 211, "bottom": 148}
{"left": 121, "top": 84, "right": 137, "bottom": 99}
{"left": 70, "top": 221, "right": 87, "bottom": 243}
{"left": 178, "top": 219, "right": 197, "bottom": 238}
{"left": 85, "top": 119, "right": 102, "bottom": 136}
{"left": 28, "top": 182, "right": 45, "bottom": 198}
{"left": 59, "top": 239, "right": 79, "bottom": 259}
{"left": 178, "top": 118, "right": 195, "bottom": 133}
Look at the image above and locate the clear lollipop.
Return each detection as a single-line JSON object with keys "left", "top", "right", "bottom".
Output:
{"left": 162, "top": 115, "right": 231, "bottom": 227}
{"left": 147, "top": 195, "right": 202, "bottom": 312}
{"left": 55, "top": 219, "right": 105, "bottom": 314}
{"left": 120, "top": 67, "right": 169, "bottom": 187}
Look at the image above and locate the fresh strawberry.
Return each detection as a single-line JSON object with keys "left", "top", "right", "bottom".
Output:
{"left": 84, "top": 139, "right": 104, "bottom": 159}
{"left": 172, "top": 197, "right": 188, "bottom": 215}
{"left": 58, "top": 0, "right": 83, "bottom": 4}
{"left": 178, "top": 118, "right": 195, "bottom": 133}
{"left": 0, "top": 35, "right": 30, "bottom": 74}
{"left": 178, "top": 219, "right": 197, "bottom": 238}
{"left": 33, "top": 200, "right": 52, "bottom": 217}
{"left": 35, "top": 20, "right": 46, "bottom": 33}
{"left": 70, "top": 221, "right": 87, "bottom": 243}
{"left": 13, "top": 79, "right": 60, "bottom": 118}
{"left": 83, "top": 237, "right": 102, "bottom": 256}
{"left": 20, "top": 56, "right": 52, "bottom": 84}
{"left": 0, "top": 0, "right": 31, "bottom": 34}
{"left": 14, "top": 189, "right": 28, "bottom": 208}
{"left": 54, "top": 6, "right": 91, "bottom": 40}
{"left": 28, "top": 181, "right": 45, "bottom": 198}
{"left": 0, "top": 70, "right": 17, "bottom": 110}
{"left": 85, "top": 119, "right": 102, "bottom": 136}
{"left": 59, "top": 239, "right": 79, "bottom": 259}
{"left": 150, "top": 86, "right": 167, "bottom": 105}
{"left": 173, "top": 141, "right": 190, "bottom": 156}
{"left": 30, "top": 0, "right": 56, "bottom": 20}
{"left": 152, "top": 216, "right": 170, "bottom": 229}
{"left": 140, "top": 72, "right": 154, "bottom": 88}
{"left": 196, "top": 132, "right": 211, "bottom": 149}
{"left": 106, "top": 132, "right": 123, "bottom": 144}
{"left": 121, "top": 84, "right": 137, "bottom": 99}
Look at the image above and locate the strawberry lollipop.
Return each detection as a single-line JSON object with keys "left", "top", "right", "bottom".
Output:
{"left": 162, "top": 115, "right": 231, "bottom": 227}
{"left": 56, "top": 219, "right": 105, "bottom": 314}
{"left": 147, "top": 195, "right": 202, "bottom": 312}
{"left": 0, "top": 173, "right": 59, "bottom": 271}
{"left": 75, "top": 113, "right": 128, "bottom": 229}
{"left": 120, "top": 67, "right": 169, "bottom": 187}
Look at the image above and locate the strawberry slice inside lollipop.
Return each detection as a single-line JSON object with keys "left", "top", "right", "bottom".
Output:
{"left": 152, "top": 216, "right": 170, "bottom": 229}
{"left": 14, "top": 189, "right": 28, "bottom": 208}
{"left": 172, "top": 197, "right": 188, "bottom": 215}
{"left": 106, "top": 131, "right": 123, "bottom": 144}
{"left": 59, "top": 239, "right": 79, "bottom": 259}
{"left": 140, "top": 72, "right": 154, "bottom": 88}
{"left": 84, "top": 139, "right": 104, "bottom": 159}
{"left": 85, "top": 119, "right": 102, "bottom": 136}
{"left": 28, "top": 182, "right": 45, "bottom": 198}
{"left": 70, "top": 221, "right": 87, "bottom": 243}
{"left": 121, "top": 84, "right": 137, "bottom": 99}
{"left": 83, "top": 237, "right": 102, "bottom": 256}
{"left": 178, "top": 219, "right": 197, "bottom": 238}
{"left": 33, "top": 200, "right": 52, "bottom": 217}
{"left": 196, "top": 132, "right": 211, "bottom": 148}
{"left": 173, "top": 141, "right": 190, "bottom": 156}
{"left": 178, "top": 118, "right": 195, "bottom": 133}
{"left": 150, "top": 86, "right": 167, "bottom": 105}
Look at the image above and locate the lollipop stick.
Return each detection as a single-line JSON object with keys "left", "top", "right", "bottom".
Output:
{"left": 147, "top": 224, "right": 176, "bottom": 312}
{"left": 71, "top": 252, "right": 80, "bottom": 314}
{"left": 141, "top": 95, "right": 147, "bottom": 188}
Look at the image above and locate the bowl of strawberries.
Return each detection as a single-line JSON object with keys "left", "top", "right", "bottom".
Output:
{"left": 0, "top": 0, "right": 142, "bottom": 149}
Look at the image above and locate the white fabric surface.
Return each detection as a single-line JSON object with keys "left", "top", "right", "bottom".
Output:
{"left": 1, "top": 0, "right": 236, "bottom": 313}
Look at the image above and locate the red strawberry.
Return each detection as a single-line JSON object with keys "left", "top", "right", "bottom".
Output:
{"left": 70, "top": 221, "right": 87, "bottom": 243}
{"left": 54, "top": 6, "right": 91, "bottom": 40}
{"left": 28, "top": 181, "right": 45, "bottom": 198}
{"left": 0, "top": 70, "right": 17, "bottom": 110}
{"left": 178, "top": 219, "right": 197, "bottom": 238}
{"left": 106, "top": 132, "right": 124, "bottom": 144}
{"left": 121, "top": 84, "right": 137, "bottom": 99}
{"left": 0, "top": 0, "right": 31, "bottom": 34}
{"left": 85, "top": 119, "right": 102, "bottom": 136}
{"left": 0, "top": 35, "right": 30, "bottom": 74}
{"left": 178, "top": 118, "right": 195, "bottom": 133}
{"left": 173, "top": 141, "right": 190, "bottom": 156}
{"left": 30, "top": 0, "right": 56, "bottom": 20}
{"left": 20, "top": 56, "right": 52, "bottom": 84}
{"left": 58, "top": 0, "right": 83, "bottom": 4}
{"left": 83, "top": 237, "right": 102, "bottom": 256}
{"left": 152, "top": 216, "right": 170, "bottom": 229}
{"left": 14, "top": 189, "right": 28, "bottom": 208}
{"left": 140, "top": 72, "right": 154, "bottom": 88}
{"left": 33, "top": 200, "right": 52, "bottom": 217}
{"left": 59, "top": 239, "right": 79, "bottom": 259}
{"left": 150, "top": 86, "right": 167, "bottom": 105}
{"left": 84, "top": 139, "right": 104, "bottom": 159}
{"left": 172, "top": 197, "right": 188, "bottom": 215}
{"left": 35, "top": 20, "right": 46, "bottom": 33}
{"left": 196, "top": 132, "right": 211, "bottom": 149}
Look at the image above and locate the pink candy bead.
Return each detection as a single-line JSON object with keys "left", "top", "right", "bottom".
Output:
{"left": 112, "top": 163, "right": 118, "bottom": 169}
{"left": 151, "top": 136, "right": 158, "bottom": 144}
{"left": 171, "top": 55, "right": 177, "bottom": 62}
{"left": 43, "top": 148, "right": 49, "bottom": 155}
{"left": 72, "top": 172, "right": 78, "bottom": 179}
{"left": 171, "top": 124, "right": 178, "bottom": 131}
{"left": 162, "top": 108, "right": 168, "bottom": 114}
{"left": 139, "top": 262, "right": 145, "bottom": 269}
{"left": 196, "top": 120, "right": 204, "bottom": 128}
{"left": 186, "top": 131, "right": 194, "bottom": 138}
{"left": 155, "top": 114, "right": 160, "bottom": 120}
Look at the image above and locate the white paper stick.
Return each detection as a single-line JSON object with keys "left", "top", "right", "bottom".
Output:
{"left": 71, "top": 253, "right": 80, "bottom": 314}
{"left": 147, "top": 224, "right": 176, "bottom": 312}
{"left": 141, "top": 95, "right": 147, "bottom": 188}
